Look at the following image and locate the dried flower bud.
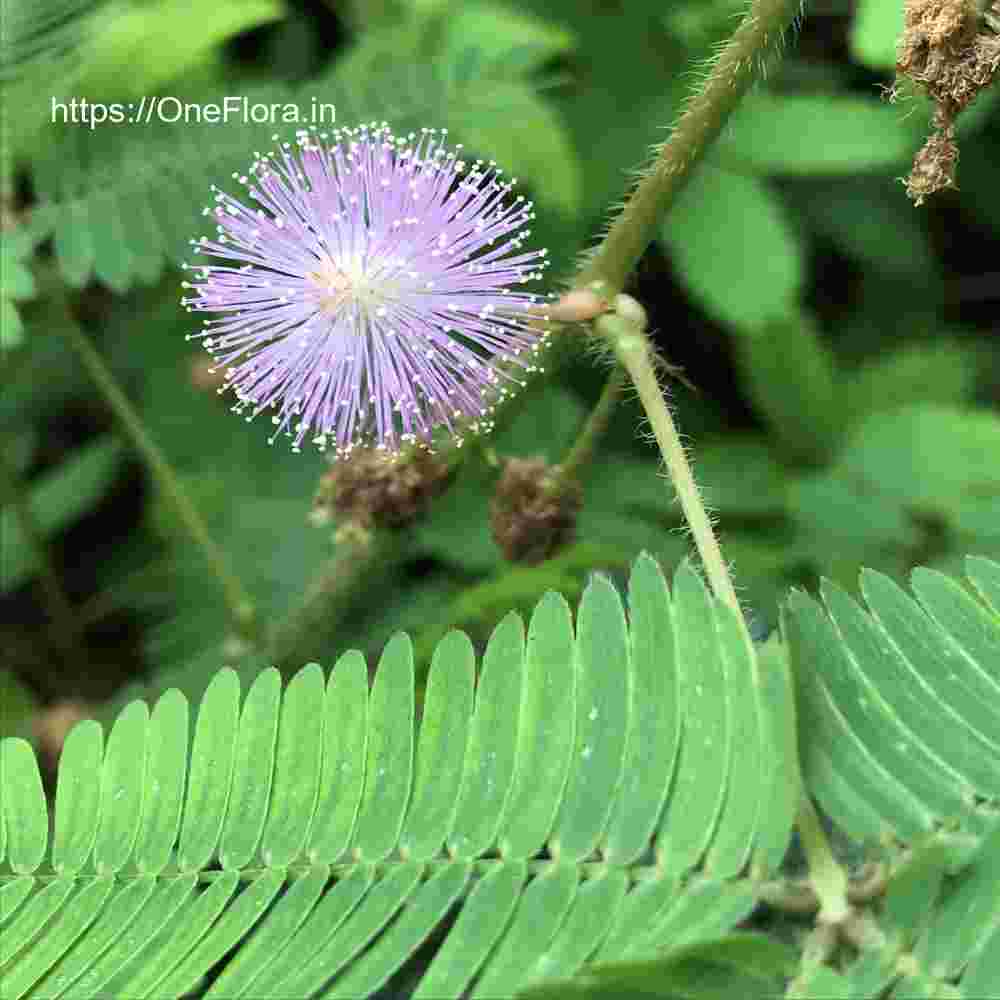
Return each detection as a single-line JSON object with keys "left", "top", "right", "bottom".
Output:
{"left": 896, "top": 0, "right": 1000, "bottom": 202}
{"left": 313, "top": 446, "right": 451, "bottom": 530}
{"left": 490, "top": 457, "right": 582, "bottom": 564}
{"left": 906, "top": 122, "right": 960, "bottom": 204}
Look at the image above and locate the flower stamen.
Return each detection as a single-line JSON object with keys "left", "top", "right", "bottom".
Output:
{"left": 181, "top": 122, "right": 551, "bottom": 456}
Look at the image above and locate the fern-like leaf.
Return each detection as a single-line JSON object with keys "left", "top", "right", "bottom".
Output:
{"left": 0, "top": 554, "right": 796, "bottom": 998}
{"left": 784, "top": 554, "right": 1000, "bottom": 843}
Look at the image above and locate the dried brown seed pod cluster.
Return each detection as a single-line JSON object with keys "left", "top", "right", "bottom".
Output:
{"left": 896, "top": 0, "right": 1000, "bottom": 203}
{"left": 313, "top": 446, "right": 452, "bottom": 532}
{"left": 490, "top": 457, "right": 583, "bottom": 565}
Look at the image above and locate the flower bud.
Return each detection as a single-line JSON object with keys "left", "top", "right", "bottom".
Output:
{"left": 490, "top": 457, "right": 582, "bottom": 564}
{"left": 313, "top": 446, "right": 451, "bottom": 530}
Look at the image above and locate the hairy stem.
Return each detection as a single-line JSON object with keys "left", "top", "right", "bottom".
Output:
{"left": 602, "top": 310, "right": 849, "bottom": 931}
{"left": 555, "top": 365, "right": 626, "bottom": 487}
{"left": 581, "top": 0, "right": 847, "bottom": 914}
{"left": 61, "top": 321, "right": 258, "bottom": 642}
{"left": 597, "top": 313, "right": 745, "bottom": 631}
{"left": 576, "top": 0, "right": 801, "bottom": 297}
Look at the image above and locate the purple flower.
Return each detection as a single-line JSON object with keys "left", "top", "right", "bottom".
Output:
{"left": 181, "top": 122, "right": 551, "bottom": 455}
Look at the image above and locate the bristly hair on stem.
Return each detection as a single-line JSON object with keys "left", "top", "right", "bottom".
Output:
{"left": 574, "top": 0, "right": 804, "bottom": 301}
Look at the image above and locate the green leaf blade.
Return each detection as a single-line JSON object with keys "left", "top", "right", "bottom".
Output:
{"left": 202, "top": 865, "right": 329, "bottom": 999}
{"left": 471, "top": 864, "right": 577, "bottom": 999}
{"left": 152, "top": 870, "right": 285, "bottom": 1000}
{"left": 57, "top": 875, "right": 196, "bottom": 999}
{"left": 218, "top": 667, "right": 281, "bottom": 872}
{"left": 108, "top": 871, "right": 238, "bottom": 999}
{"left": 819, "top": 580, "right": 988, "bottom": 830}
{"left": 657, "top": 562, "right": 731, "bottom": 877}
{"left": 93, "top": 700, "right": 148, "bottom": 874}
{"left": 261, "top": 663, "right": 326, "bottom": 867}
{"left": 132, "top": 690, "right": 188, "bottom": 874}
{"left": 399, "top": 632, "right": 475, "bottom": 862}
{"left": 860, "top": 569, "right": 1000, "bottom": 774}
{"left": 52, "top": 721, "right": 103, "bottom": 876}
{"left": 549, "top": 575, "right": 630, "bottom": 862}
{"left": 352, "top": 634, "right": 415, "bottom": 862}
{"left": 784, "top": 589, "right": 934, "bottom": 841}
{"left": 603, "top": 554, "right": 679, "bottom": 865}
{"left": 449, "top": 613, "right": 525, "bottom": 859}
{"left": 1, "top": 738, "right": 48, "bottom": 873}
{"left": 281, "top": 864, "right": 423, "bottom": 997}
{"left": 307, "top": 651, "right": 369, "bottom": 864}
{"left": 0, "top": 879, "right": 74, "bottom": 969}
{"left": 178, "top": 669, "right": 241, "bottom": 871}
{"left": 43, "top": 875, "right": 157, "bottom": 998}
{"left": 499, "top": 592, "right": 576, "bottom": 860}
{"left": 706, "top": 602, "right": 764, "bottom": 878}
{"left": 323, "top": 863, "right": 470, "bottom": 998}
{"left": 414, "top": 861, "right": 526, "bottom": 999}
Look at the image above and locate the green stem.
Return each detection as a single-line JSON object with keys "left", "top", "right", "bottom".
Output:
{"left": 796, "top": 795, "right": 850, "bottom": 923}
{"left": 598, "top": 313, "right": 745, "bottom": 633}
{"left": 0, "top": 447, "right": 82, "bottom": 666}
{"left": 575, "top": 0, "right": 801, "bottom": 297}
{"left": 554, "top": 365, "right": 626, "bottom": 487}
{"left": 787, "top": 921, "right": 840, "bottom": 997}
{"left": 580, "top": 0, "right": 848, "bottom": 915}
{"left": 61, "top": 320, "right": 258, "bottom": 642}
{"left": 601, "top": 307, "right": 850, "bottom": 923}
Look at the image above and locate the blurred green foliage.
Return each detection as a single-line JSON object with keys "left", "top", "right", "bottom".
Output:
{"left": 2, "top": 0, "right": 999, "bottom": 738}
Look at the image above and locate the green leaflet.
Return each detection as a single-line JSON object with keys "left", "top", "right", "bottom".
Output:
{"left": 1, "top": 739, "right": 48, "bottom": 874}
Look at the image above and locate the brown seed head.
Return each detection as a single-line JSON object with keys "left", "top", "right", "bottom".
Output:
{"left": 490, "top": 457, "right": 582, "bottom": 564}
{"left": 313, "top": 446, "right": 452, "bottom": 530}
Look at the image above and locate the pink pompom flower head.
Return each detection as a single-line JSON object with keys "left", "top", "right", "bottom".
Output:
{"left": 181, "top": 122, "right": 551, "bottom": 456}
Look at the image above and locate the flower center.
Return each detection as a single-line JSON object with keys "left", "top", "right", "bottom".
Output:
{"left": 307, "top": 253, "right": 389, "bottom": 317}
